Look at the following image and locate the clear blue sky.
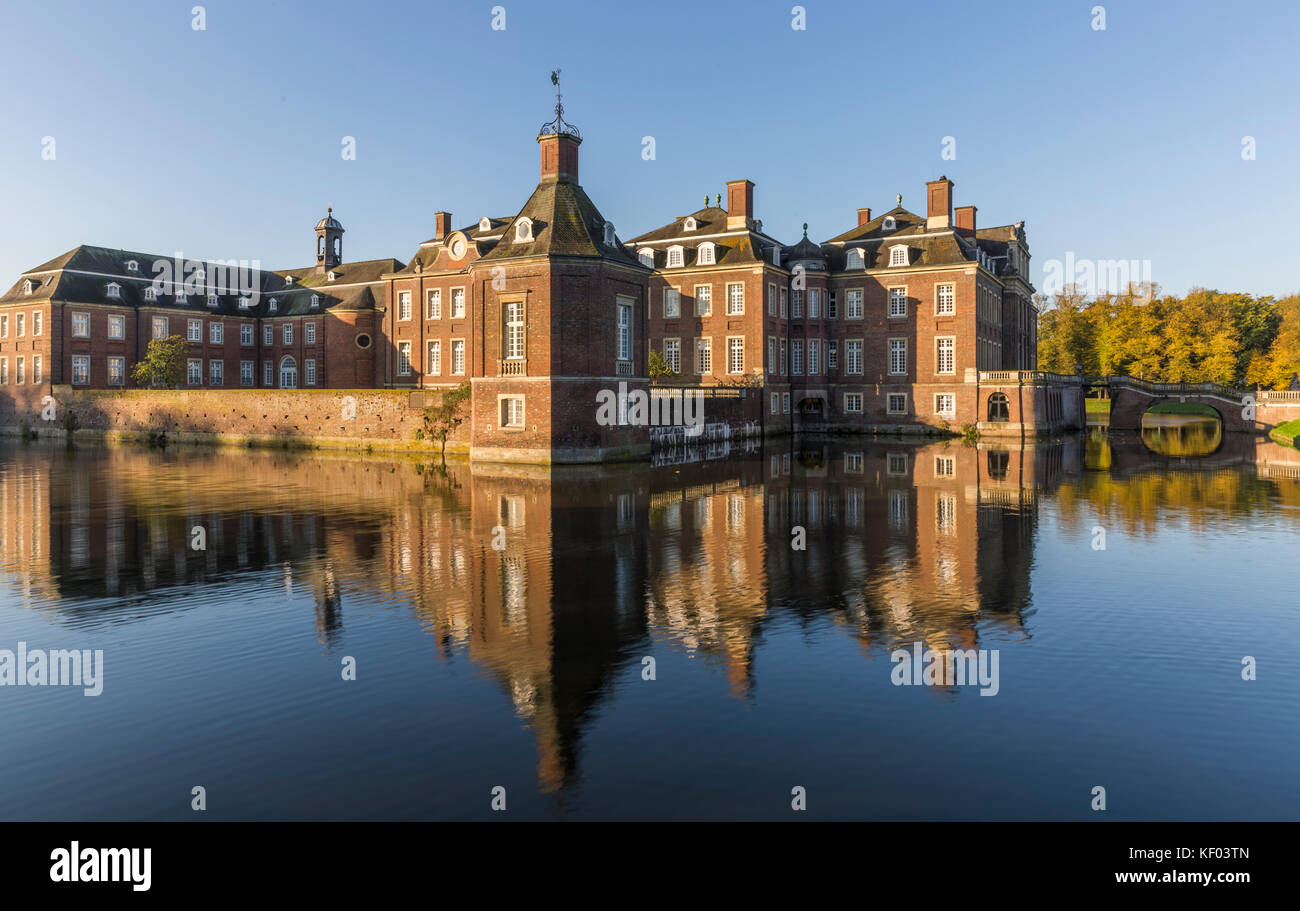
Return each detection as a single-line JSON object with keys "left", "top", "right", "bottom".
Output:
{"left": 2, "top": 0, "right": 1297, "bottom": 298}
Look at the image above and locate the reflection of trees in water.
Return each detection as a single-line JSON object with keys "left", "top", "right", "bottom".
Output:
{"left": 1140, "top": 416, "right": 1222, "bottom": 457}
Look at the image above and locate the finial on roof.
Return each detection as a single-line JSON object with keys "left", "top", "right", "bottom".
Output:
{"left": 715, "top": 193, "right": 721, "bottom": 207}
{"left": 802, "top": 223, "right": 808, "bottom": 238}
{"left": 896, "top": 194, "right": 902, "bottom": 207}
{"left": 705, "top": 195, "right": 709, "bottom": 208}
{"left": 540, "top": 68, "right": 581, "bottom": 139}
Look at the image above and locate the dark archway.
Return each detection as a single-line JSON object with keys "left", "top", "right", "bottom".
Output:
{"left": 987, "top": 392, "right": 1010, "bottom": 423}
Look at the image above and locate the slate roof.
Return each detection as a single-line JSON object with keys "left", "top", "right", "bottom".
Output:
{"left": 626, "top": 205, "right": 784, "bottom": 269}
{"left": 478, "top": 180, "right": 643, "bottom": 267}
{"left": 823, "top": 206, "right": 926, "bottom": 244}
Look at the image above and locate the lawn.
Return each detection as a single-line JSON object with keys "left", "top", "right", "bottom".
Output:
{"left": 1146, "top": 401, "right": 1220, "bottom": 417}
{"left": 1271, "top": 418, "right": 1300, "bottom": 448}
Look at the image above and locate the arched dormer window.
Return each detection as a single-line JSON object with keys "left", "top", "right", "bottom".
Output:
{"left": 638, "top": 248, "right": 655, "bottom": 268}
{"left": 125, "top": 260, "right": 138, "bottom": 272}
{"left": 207, "top": 293, "right": 219, "bottom": 307}
{"left": 175, "top": 292, "right": 188, "bottom": 304}
{"left": 845, "top": 248, "right": 865, "bottom": 270}
{"left": 881, "top": 216, "right": 897, "bottom": 232}
{"left": 22, "top": 279, "right": 35, "bottom": 295}
{"left": 697, "top": 242, "right": 716, "bottom": 266}
{"left": 514, "top": 217, "right": 534, "bottom": 243}
{"left": 889, "top": 245, "right": 909, "bottom": 267}
{"left": 310, "top": 295, "right": 320, "bottom": 309}
{"left": 667, "top": 245, "right": 684, "bottom": 268}
{"left": 479, "top": 216, "right": 492, "bottom": 233}
{"left": 268, "top": 297, "right": 279, "bottom": 312}
{"left": 604, "top": 221, "right": 616, "bottom": 247}
{"left": 143, "top": 287, "right": 157, "bottom": 301}
{"left": 238, "top": 296, "right": 250, "bottom": 309}
{"left": 106, "top": 282, "right": 121, "bottom": 299}
{"left": 327, "top": 271, "right": 337, "bottom": 282}
{"left": 683, "top": 216, "right": 697, "bottom": 232}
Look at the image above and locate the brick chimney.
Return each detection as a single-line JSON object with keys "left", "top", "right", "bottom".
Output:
{"left": 434, "top": 211, "right": 452, "bottom": 241}
{"left": 538, "top": 132, "right": 580, "bottom": 183}
{"left": 726, "top": 179, "right": 755, "bottom": 230}
{"left": 926, "top": 176, "right": 954, "bottom": 229}
{"left": 857, "top": 207, "right": 872, "bottom": 227}
{"left": 954, "top": 205, "right": 977, "bottom": 237}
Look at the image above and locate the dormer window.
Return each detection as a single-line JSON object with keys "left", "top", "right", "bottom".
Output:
{"left": 269, "top": 298, "right": 279, "bottom": 313}
{"left": 882, "top": 216, "right": 897, "bottom": 232}
{"left": 143, "top": 287, "right": 157, "bottom": 301}
{"left": 889, "top": 245, "right": 908, "bottom": 267}
{"left": 683, "top": 216, "right": 697, "bottom": 232}
{"left": 106, "top": 282, "right": 122, "bottom": 299}
{"left": 514, "top": 217, "right": 534, "bottom": 243}
{"left": 175, "top": 292, "right": 188, "bottom": 304}
{"left": 667, "top": 245, "right": 684, "bottom": 268}
{"left": 846, "top": 248, "right": 865, "bottom": 270}
{"left": 310, "top": 295, "right": 320, "bottom": 309}
{"left": 285, "top": 275, "right": 296, "bottom": 285}
{"left": 603, "top": 221, "right": 616, "bottom": 247}
{"left": 207, "top": 293, "right": 219, "bottom": 307}
{"left": 327, "top": 271, "right": 337, "bottom": 281}
{"left": 125, "top": 260, "right": 138, "bottom": 272}
{"left": 22, "top": 279, "right": 35, "bottom": 295}
{"left": 479, "top": 216, "right": 492, "bottom": 233}
{"left": 638, "top": 249, "right": 655, "bottom": 268}
{"left": 771, "top": 245, "right": 781, "bottom": 266}
{"left": 239, "top": 296, "right": 250, "bottom": 309}
{"left": 697, "top": 242, "right": 716, "bottom": 266}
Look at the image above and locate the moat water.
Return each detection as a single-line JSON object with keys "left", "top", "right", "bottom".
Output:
{"left": 1, "top": 420, "right": 1297, "bottom": 820}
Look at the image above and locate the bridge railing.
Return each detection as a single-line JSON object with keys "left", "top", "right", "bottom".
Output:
{"left": 1107, "top": 376, "right": 1247, "bottom": 399}
{"left": 978, "top": 370, "right": 1081, "bottom": 385}
{"left": 1259, "top": 390, "right": 1300, "bottom": 403}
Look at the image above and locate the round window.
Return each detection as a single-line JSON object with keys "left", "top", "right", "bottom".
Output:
{"left": 355, "top": 333, "right": 371, "bottom": 349}
{"left": 450, "top": 239, "right": 466, "bottom": 259}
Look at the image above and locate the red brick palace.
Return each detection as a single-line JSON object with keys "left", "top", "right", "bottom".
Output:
{"left": 0, "top": 97, "right": 1059, "bottom": 462}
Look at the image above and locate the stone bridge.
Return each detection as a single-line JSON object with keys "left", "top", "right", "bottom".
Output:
{"left": 1095, "top": 376, "right": 1262, "bottom": 433}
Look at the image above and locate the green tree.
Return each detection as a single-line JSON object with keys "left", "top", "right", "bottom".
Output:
{"left": 421, "top": 382, "right": 471, "bottom": 455}
{"left": 130, "top": 335, "right": 191, "bottom": 388}
{"left": 648, "top": 349, "right": 677, "bottom": 380}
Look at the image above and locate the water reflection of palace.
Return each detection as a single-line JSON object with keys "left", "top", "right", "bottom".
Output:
{"left": 3, "top": 433, "right": 1298, "bottom": 791}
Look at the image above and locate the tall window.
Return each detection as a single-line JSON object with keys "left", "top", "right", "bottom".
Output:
{"left": 15, "top": 357, "right": 24, "bottom": 384}
{"left": 72, "top": 312, "right": 89, "bottom": 337}
{"left": 664, "top": 288, "right": 680, "bottom": 318}
{"left": 209, "top": 321, "right": 223, "bottom": 344}
{"left": 1, "top": 358, "right": 8, "bottom": 384}
{"left": 108, "top": 315, "right": 125, "bottom": 340}
{"left": 240, "top": 360, "right": 254, "bottom": 386}
{"left": 727, "top": 337, "right": 744, "bottom": 374}
{"left": 889, "top": 338, "right": 907, "bottom": 375}
{"left": 264, "top": 324, "right": 274, "bottom": 346}
{"left": 791, "top": 290, "right": 803, "bottom": 319}
{"left": 828, "top": 339, "right": 838, "bottom": 369}
{"left": 263, "top": 360, "right": 273, "bottom": 386}
{"left": 451, "top": 339, "right": 466, "bottom": 375}
{"left": 695, "top": 285, "right": 711, "bottom": 316}
{"left": 16, "top": 314, "right": 24, "bottom": 336}
{"left": 305, "top": 322, "right": 316, "bottom": 345}
{"left": 936, "top": 337, "right": 955, "bottom": 374}
{"left": 936, "top": 284, "right": 955, "bottom": 315}
{"left": 33, "top": 312, "right": 42, "bottom": 335}
{"left": 72, "top": 356, "right": 89, "bottom": 385}
{"left": 791, "top": 339, "right": 803, "bottom": 375}
{"left": 280, "top": 356, "right": 297, "bottom": 388}
{"left": 451, "top": 288, "right": 466, "bottom": 319}
{"left": 846, "top": 289, "right": 863, "bottom": 319}
{"left": 187, "top": 319, "right": 202, "bottom": 342}
{"left": 209, "top": 360, "right": 223, "bottom": 386}
{"left": 241, "top": 324, "right": 254, "bottom": 346}
{"left": 807, "top": 339, "right": 819, "bottom": 374}
{"left": 426, "top": 289, "right": 441, "bottom": 319}
{"left": 827, "top": 291, "right": 837, "bottom": 319}
{"left": 153, "top": 317, "right": 168, "bottom": 339}
{"left": 504, "top": 301, "right": 525, "bottom": 359}
{"left": 889, "top": 287, "right": 907, "bottom": 317}
{"left": 809, "top": 289, "right": 820, "bottom": 319}
{"left": 779, "top": 287, "right": 788, "bottom": 318}
{"left": 767, "top": 283, "right": 776, "bottom": 317}
{"left": 33, "top": 356, "right": 44, "bottom": 384}
{"left": 106, "top": 358, "right": 123, "bottom": 387}
{"left": 398, "top": 291, "right": 412, "bottom": 321}
{"left": 663, "top": 338, "right": 681, "bottom": 374}
{"left": 501, "top": 396, "right": 525, "bottom": 428}
{"left": 282, "top": 323, "right": 293, "bottom": 345}
{"left": 187, "top": 359, "right": 202, "bottom": 385}
{"left": 846, "top": 339, "right": 863, "bottom": 375}
{"left": 697, "top": 243, "right": 715, "bottom": 265}
{"left": 398, "top": 341, "right": 412, "bottom": 376}
{"left": 616, "top": 299, "right": 632, "bottom": 362}
{"left": 727, "top": 283, "right": 744, "bottom": 315}
{"left": 305, "top": 358, "right": 317, "bottom": 386}
{"left": 426, "top": 340, "right": 441, "bottom": 375}
{"left": 696, "top": 338, "right": 711, "bottom": 375}
{"left": 768, "top": 337, "right": 775, "bottom": 373}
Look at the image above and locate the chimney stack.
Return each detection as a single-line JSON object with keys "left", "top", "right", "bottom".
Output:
{"left": 726, "top": 179, "right": 755, "bottom": 230}
{"left": 857, "top": 207, "right": 872, "bottom": 227}
{"left": 926, "top": 176, "right": 954, "bottom": 229}
{"left": 434, "top": 211, "right": 452, "bottom": 241}
{"left": 954, "top": 205, "right": 977, "bottom": 237}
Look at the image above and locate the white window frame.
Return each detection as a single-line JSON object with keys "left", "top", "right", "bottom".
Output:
{"left": 664, "top": 287, "right": 680, "bottom": 319}
{"left": 71, "top": 311, "right": 90, "bottom": 338}
{"left": 889, "top": 287, "right": 907, "bottom": 318}
{"left": 889, "top": 245, "right": 908, "bottom": 267}
{"left": 426, "top": 289, "right": 442, "bottom": 319}
{"left": 888, "top": 338, "right": 907, "bottom": 376}
{"left": 694, "top": 284, "right": 712, "bottom": 316}
{"left": 727, "top": 336, "right": 744, "bottom": 374}
{"left": 451, "top": 339, "right": 466, "bottom": 375}
{"left": 844, "top": 393, "right": 864, "bottom": 414}
{"left": 697, "top": 242, "right": 715, "bottom": 265}
{"left": 888, "top": 392, "right": 908, "bottom": 415}
{"left": 696, "top": 337, "right": 712, "bottom": 375}
{"left": 451, "top": 287, "right": 466, "bottom": 319}
{"left": 106, "top": 356, "right": 123, "bottom": 387}
{"left": 209, "top": 321, "right": 223, "bottom": 345}
{"left": 935, "top": 393, "right": 956, "bottom": 416}
{"left": 726, "top": 283, "right": 744, "bottom": 315}
{"left": 845, "top": 339, "right": 863, "bottom": 375}
{"left": 397, "top": 341, "right": 413, "bottom": 376}
{"left": 936, "top": 336, "right": 955, "bottom": 375}
{"left": 398, "top": 291, "right": 412, "bottom": 321}
{"left": 71, "top": 355, "right": 89, "bottom": 386}
{"left": 663, "top": 337, "right": 681, "bottom": 374}
{"left": 667, "top": 245, "right": 684, "bottom": 268}
{"left": 936, "top": 283, "right": 955, "bottom": 315}
{"left": 107, "top": 314, "right": 125, "bottom": 340}
{"left": 426, "top": 339, "right": 441, "bottom": 375}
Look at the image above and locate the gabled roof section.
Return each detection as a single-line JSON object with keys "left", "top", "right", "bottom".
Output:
{"left": 627, "top": 205, "right": 730, "bottom": 244}
{"left": 479, "top": 181, "right": 641, "bottom": 266}
{"left": 273, "top": 258, "right": 404, "bottom": 288}
{"left": 824, "top": 206, "right": 925, "bottom": 244}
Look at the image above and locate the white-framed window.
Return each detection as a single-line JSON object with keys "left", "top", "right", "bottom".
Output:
{"left": 889, "top": 245, "right": 908, "bottom": 266}
{"left": 726, "top": 283, "right": 744, "bottom": 315}
{"left": 209, "top": 360, "right": 223, "bottom": 386}
{"left": 638, "top": 248, "right": 654, "bottom": 268}
{"left": 426, "top": 289, "right": 441, "bottom": 319}
{"left": 791, "top": 289, "right": 803, "bottom": 318}
{"left": 1, "top": 357, "right": 8, "bottom": 384}
{"left": 827, "top": 290, "right": 837, "bottom": 319}
{"left": 71, "top": 312, "right": 89, "bottom": 338}
{"left": 664, "top": 288, "right": 680, "bottom": 318}
{"left": 604, "top": 222, "right": 616, "bottom": 246}
{"left": 696, "top": 337, "right": 711, "bottom": 375}
{"left": 514, "top": 217, "right": 534, "bottom": 243}
{"left": 107, "top": 315, "right": 125, "bottom": 340}
{"left": 791, "top": 339, "right": 803, "bottom": 375}
{"left": 936, "top": 337, "right": 955, "bottom": 374}
{"left": 32, "top": 311, "right": 42, "bottom": 335}
{"left": 504, "top": 301, "right": 525, "bottom": 359}
{"left": 727, "top": 337, "right": 744, "bottom": 374}
{"left": 667, "top": 245, "right": 684, "bottom": 268}
{"left": 209, "top": 321, "right": 223, "bottom": 344}
{"left": 398, "top": 341, "right": 412, "bottom": 376}
{"left": 238, "top": 296, "right": 250, "bottom": 310}
{"left": 310, "top": 295, "right": 320, "bottom": 309}
{"left": 398, "top": 291, "right": 412, "bottom": 320}
{"left": 768, "top": 337, "right": 776, "bottom": 373}
{"left": 72, "top": 355, "right": 89, "bottom": 385}
{"left": 888, "top": 392, "right": 908, "bottom": 414}
{"left": 479, "top": 216, "right": 493, "bottom": 232}
{"left": 207, "top": 293, "right": 218, "bottom": 308}
{"left": 616, "top": 297, "right": 633, "bottom": 362}
{"left": 935, "top": 393, "right": 956, "bottom": 416}
{"left": 451, "top": 288, "right": 466, "bottom": 319}
{"left": 105, "top": 357, "right": 122, "bottom": 387}
{"left": 426, "top": 340, "right": 441, "bottom": 375}
{"left": 767, "top": 283, "right": 777, "bottom": 317}
{"left": 500, "top": 395, "right": 525, "bottom": 428}
{"left": 240, "top": 324, "right": 254, "bottom": 346}
{"left": 683, "top": 216, "right": 697, "bottom": 231}
{"left": 935, "top": 456, "right": 956, "bottom": 478}
{"left": 240, "top": 360, "right": 254, "bottom": 386}
{"left": 152, "top": 316, "right": 168, "bottom": 339}
{"left": 187, "top": 318, "right": 202, "bottom": 342}
{"left": 21, "top": 279, "right": 35, "bottom": 295}
{"left": 889, "top": 338, "right": 907, "bottom": 375}
{"left": 143, "top": 287, "right": 156, "bottom": 302}
{"left": 845, "top": 339, "right": 863, "bottom": 375}
{"left": 845, "top": 289, "right": 863, "bottom": 319}
{"left": 937, "top": 494, "right": 956, "bottom": 534}
{"left": 936, "top": 283, "right": 955, "bottom": 315}
{"left": 782, "top": 393, "right": 790, "bottom": 414}
{"left": 846, "top": 248, "right": 864, "bottom": 269}
{"left": 771, "top": 393, "right": 779, "bottom": 414}
{"left": 282, "top": 323, "right": 293, "bottom": 345}
{"left": 263, "top": 324, "right": 274, "bottom": 346}
{"left": 808, "top": 339, "right": 819, "bottom": 374}
{"left": 305, "top": 358, "right": 317, "bottom": 386}
{"left": 187, "top": 358, "right": 202, "bottom": 385}
{"left": 263, "top": 360, "right": 273, "bottom": 386}
{"left": 327, "top": 272, "right": 337, "bottom": 282}
{"left": 305, "top": 322, "right": 316, "bottom": 345}
{"left": 451, "top": 339, "right": 466, "bottom": 375}
{"left": 694, "top": 284, "right": 711, "bottom": 316}
{"left": 32, "top": 355, "right": 42, "bottom": 383}
{"left": 779, "top": 339, "right": 787, "bottom": 374}
{"left": 809, "top": 289, "right": 820, "bottom": 319}
{"left": 827, "top": 339, "right": 838, "bottom": 369}
{"left": 844, "top": 393, "right": 863, "bottom": 413}
{"left": 779, "top": 287, "right": 788, "bottom": 319}
{"left": 125, "top": 259, "right": 138, "bottom": 272}
{"left": 663, "top": 338, "right": 681, "bottom": 374}
{"left": 279, "top": 356, "right": 297, "bottom": 388}
{"left": 106, "top": 282, "right": 121, "bottom": 299}
{"left": 268, "top": 297, "right": 278, "bottom": 312}
{"left": 889, "top": 287, "right": 907, "bottom": 318}
{"left": 697, "top": 242, "right": 715, "bottom": 265}
{"left": 882, "top": 216, "right": 897, "bottom": 231}
{"left": 14, "top": 356, "right": 23, "bottom": 384}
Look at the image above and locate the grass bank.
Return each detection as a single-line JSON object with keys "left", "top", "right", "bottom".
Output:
{"left": 1270, "top": 418, "right": 1300, "bottom": 448}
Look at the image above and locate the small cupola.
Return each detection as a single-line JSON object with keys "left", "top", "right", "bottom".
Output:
{"left": 315, "top": 206, "right": 345, "bottom": 274}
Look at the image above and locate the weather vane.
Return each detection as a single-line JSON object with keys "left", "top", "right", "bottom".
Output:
{"left": 541, "top": 68, "right": 580, "bottom": 139}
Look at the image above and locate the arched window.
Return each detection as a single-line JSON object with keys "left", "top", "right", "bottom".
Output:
{"left": 882, "top": 216, "right": 897, "bottom": 231}
{"left": 889, "top": 245, "right": 908, "bottom": 267}
{"left": 514, "top": 217, "right": 534, "bottom": 243}
{"left": 479, "top": 216, "right": 492, "bottom": 233}
{"left": 604, "top": 221, "right": 616, "bottom": 246}
{"left": 333, "top": 237, "right": 341, "bottom": 258}
{"left": 667, "top": 245, "right": 684, "bottom": 268}
{"left": 697, "top": 242, "right": 716, "bottom": 265}
{"left": 280, "top": 356, "right": 298, "bottom": 389}
{"left": 318, "top": 237, "right": 325, "bottom": 255}
{"left": 845, "top": 248, "right": 864, "bottom": 269}
{"left": 638, "top": 249, "right": 654, "bottom": 268}
{"left": 683, "top": 216, "right": 697, "bottom": 231}
{"left": 988, "top": 392, "right": 1010, "bottom": 423}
